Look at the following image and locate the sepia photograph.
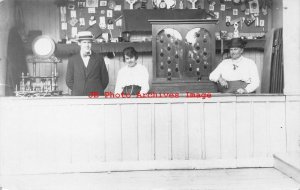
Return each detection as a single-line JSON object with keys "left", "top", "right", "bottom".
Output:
{"left": 0, "top": 0, "right": 299, "bottom": 189}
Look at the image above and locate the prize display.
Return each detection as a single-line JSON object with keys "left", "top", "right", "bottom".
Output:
{"left": 188, "top": 0, "right": 198, "bottom": 9}
{"left": 15, "top": 36, "right": 62, "bottom": 97}
{"left": 152, "top": 0, "right": 176, "bottom": 9}
{"left": 58, "top": 0, "right": 269, "bottom": 41}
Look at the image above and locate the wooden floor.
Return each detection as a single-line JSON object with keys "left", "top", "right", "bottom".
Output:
{"left": 1, "top": 168, "right": 300, "bottom": 190}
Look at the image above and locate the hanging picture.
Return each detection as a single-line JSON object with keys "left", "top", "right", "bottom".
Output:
{"left": 61, "top": 22, "right": 67, "bottom": 30}
{"left": 86, "top": 0, "right": 99, "bottom": 7}
{"left": 79, "top": 18, "right": 85, "bottom": 26}
{"left": 78, "top": 1, "right": 86, "bottom": 8}
{"left": 60, "top": 7, "right": 67, "bottom": 22}
{"left": 100, "top": 1, "right": 107, "bottom": 6}
{"left": 107, "top": 10, "right": 113, "bottom": 17}
{"left": 88, "top": 7, "right": 96, "bottom": 13}
{"left": 68, "top": 3, "right": 75, "bottom": 9}
{"left": 233, "top": 9, "right": 238, "bottom": 15}
{"left": 70, "top": 10, "right": 77, "bottom": 18}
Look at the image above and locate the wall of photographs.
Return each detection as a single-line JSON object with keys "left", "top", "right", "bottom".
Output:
{"left": 59, "top": 0, "right": 123, "bottom": 40}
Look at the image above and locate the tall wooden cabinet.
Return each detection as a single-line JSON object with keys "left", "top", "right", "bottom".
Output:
{"left": 149, "top": 19, "right": 218, "bottom": 93}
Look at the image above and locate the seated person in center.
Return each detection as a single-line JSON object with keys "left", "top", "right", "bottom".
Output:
{"left": 209, "top": 38, "right": 260, "bottom": 94}
{"left": 114, "top": 47, "right": 149, "bottom": 95}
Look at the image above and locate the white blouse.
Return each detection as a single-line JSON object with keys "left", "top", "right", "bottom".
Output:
{"left": 209, "top": 56, "right": 260, "bottom": 93}
{"left": 115, "top": 64, "right": 150, "bottom": 94}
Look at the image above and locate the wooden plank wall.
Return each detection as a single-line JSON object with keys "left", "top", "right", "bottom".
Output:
{"left": 0, "top": 0, "right": 15, "bottom": 95}
{"left": 0, "top": 95, "right": 295, "bottom": 175}
{"left": 20, "top": 0, "right": 60, "bottom": 42}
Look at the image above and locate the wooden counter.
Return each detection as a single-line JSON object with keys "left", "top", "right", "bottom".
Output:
{"left": 0, "top": 94, "right": 299, "bottom": 175}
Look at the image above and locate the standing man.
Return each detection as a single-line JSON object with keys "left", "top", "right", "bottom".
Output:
{"left": 209, "top": 38, "right": 260, "bottom": 94}
{"left": 66, "top": 31, "right": 109, "bottom": 96}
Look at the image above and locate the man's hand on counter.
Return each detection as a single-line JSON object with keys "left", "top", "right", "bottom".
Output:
{"left": 236, "top": 88, "right": 248, "bottom": 94}
{"left": 218, "top": 76, "right": 228, "bottom": 89}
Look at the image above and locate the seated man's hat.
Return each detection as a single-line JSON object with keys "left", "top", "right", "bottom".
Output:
{"left": 228, "top": 38, "right": 247, "bottom": 48}
{"left": 76, "top": 31, "right": 94, "bottom": 41}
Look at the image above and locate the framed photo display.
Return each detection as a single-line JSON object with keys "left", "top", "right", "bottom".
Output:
{"left": 86, "top": 0, "right": 99, "bottom": 7}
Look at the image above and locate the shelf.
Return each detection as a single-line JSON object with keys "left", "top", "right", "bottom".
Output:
{"left": 22, "top": 76, "right": 58, "bottom": 79}
{"left": 216, "top": 39, "right": 266, "bottom": 51}
{"left": 54, "top": 41, "right": 152, "bottom": 57}
{"left": 15, "top": 90, "right": 62, "bottom": 97}
{"left": 50, "top": 39, "right": 265, "bottom": 57}
{"left": 122, "top": 9, "right": 206, "bottom": 32}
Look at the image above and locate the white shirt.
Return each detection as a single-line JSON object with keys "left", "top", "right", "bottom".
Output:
{"left": 80, "top": 51, "right": 91, "bottom": 68}
{"left": 209, "top": 56, "right": 260, "bottom": 93}
{"left": 115, "top": 64, "right": 150, "bottom": 94}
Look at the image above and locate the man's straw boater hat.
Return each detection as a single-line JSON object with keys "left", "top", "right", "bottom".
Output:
{"left": 76, "top": 31, "right": 94, "bottom": 42}
{"left": 228, "top": 37, "right": 247, "bottom": 48}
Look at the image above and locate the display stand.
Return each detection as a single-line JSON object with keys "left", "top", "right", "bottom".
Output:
{"left": 15, "top": 55, "right": 62, "bottom": 97}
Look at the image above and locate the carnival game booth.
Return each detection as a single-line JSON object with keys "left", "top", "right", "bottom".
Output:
{"left": 0, "top": 0, "right": 300, "bottom": 189}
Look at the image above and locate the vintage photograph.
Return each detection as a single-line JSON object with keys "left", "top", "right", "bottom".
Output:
{"left": 0, "top": 0, "right": 299, "bottom": 189}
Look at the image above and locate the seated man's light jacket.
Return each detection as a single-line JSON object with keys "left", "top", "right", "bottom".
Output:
{"left": 209, "top": 56, "right": 260, "bottom": 93}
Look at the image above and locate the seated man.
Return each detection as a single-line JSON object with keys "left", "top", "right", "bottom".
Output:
{"left": 115, "top": 47, "right": 149, "bottom": 95}
{"left": 209, "top": 38, "right": 260, "bottom": 94}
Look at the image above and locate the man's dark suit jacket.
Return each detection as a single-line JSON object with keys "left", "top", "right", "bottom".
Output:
{"left": 66, "top": 52, "right": 109, "bottom": 96}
